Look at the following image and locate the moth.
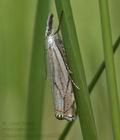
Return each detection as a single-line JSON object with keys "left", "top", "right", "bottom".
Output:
{"left": 45, "top": 13, "right": 76, "bottom": 121}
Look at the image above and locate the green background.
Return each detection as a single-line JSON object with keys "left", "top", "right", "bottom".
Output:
{"left": 0, "top": 0, "right": 120, "bottom": 140}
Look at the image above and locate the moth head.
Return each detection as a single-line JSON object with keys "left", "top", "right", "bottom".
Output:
{"left": 45, "top": 13, "right": 54, "bottom": 37}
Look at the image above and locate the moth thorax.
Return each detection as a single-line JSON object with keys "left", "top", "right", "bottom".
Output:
{"left": 48, "top": 35, "right": 55, "bottom": 45}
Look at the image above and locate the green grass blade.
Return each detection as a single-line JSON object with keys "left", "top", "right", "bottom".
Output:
{"left": 88, "top": 36, "right": 120, "bottom": 92}
{"left": 99, "top": 0, "right": 120, "bottom": 139}
{"left": 58, "top": 36, "right": 120, "bottom": 140}
{"left": 27, "top": 0, "right": 49, "bottom": 140}
{"left": 58, "top": 121, "right": 74, "bottom": 140}
{"left": 55, "top": 0, "right": 97, "bottom": 140}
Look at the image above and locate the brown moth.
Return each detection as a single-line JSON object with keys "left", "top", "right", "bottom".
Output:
{"left": 45, "top": 13, "right": 76, "bottom": 121}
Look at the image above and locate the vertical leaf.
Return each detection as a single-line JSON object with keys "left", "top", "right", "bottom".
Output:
{"left": 55, "top": 0, "right": 97, "bottom": 140}
{"left": 27, "top": 0, "right": 49, "bottom": 140}
{"left": 99, "top": 0, "right": 120, "bottom": 139}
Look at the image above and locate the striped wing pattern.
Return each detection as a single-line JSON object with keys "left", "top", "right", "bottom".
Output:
{"left": 47, "top": 35, "right": 75, "bottom": 121}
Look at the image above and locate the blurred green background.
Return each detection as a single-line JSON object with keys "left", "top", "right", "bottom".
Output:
{"left": 0, "top": 0, "right": 120, "bottom": 140}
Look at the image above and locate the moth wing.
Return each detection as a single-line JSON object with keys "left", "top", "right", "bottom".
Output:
{"left": 53, "top": 38, "right": 75, "bottom": 110}
{"left": 51, "top": 43, "right": 69, "bottom": 98}
{"left": 47, "top": 36, "right": 75, "bottom": 120}
{"left": 54, "top": 38, "right": 67, "bottom": 64}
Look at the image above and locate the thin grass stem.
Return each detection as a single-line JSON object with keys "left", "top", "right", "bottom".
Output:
{"left": 99, "top": 0, "right": 120, "bottom": 139}
{"left": 55, "top": 0, "right": 98, "bottom": 140}
{"left": 27, "top": 1, "right": 49, "bottom": 140}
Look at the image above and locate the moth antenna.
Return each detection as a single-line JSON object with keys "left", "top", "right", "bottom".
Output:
{"left": 54, "top": 10, "right": 63, "bottom": 35}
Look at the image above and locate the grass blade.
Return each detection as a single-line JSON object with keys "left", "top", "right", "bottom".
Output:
{"left": 88, "top": 36, "right": 120, "bottom": 92}
{"left": 27, "top": 0, "right": 49, "bottom": 140}
{"left": 99, "top": 0, "right": 120, "bottom": 139}
{"left": 58, "top": 36, "right": 120, "bottom": 140}
{"left": 55, "top": 0, "right": 97, "bottom": 140}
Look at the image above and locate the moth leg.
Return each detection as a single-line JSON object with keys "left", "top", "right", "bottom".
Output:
{"left": 71, "top": 78, "right": 80, "bottom": 90}
{"left": 68, "top": 75, "right": 80, "bottom": 90}
{"left": 65, "top": 64, "right": 80, "bottom": 90}
{"left": 65, "top": 63, "right": 73, "bottom": 74}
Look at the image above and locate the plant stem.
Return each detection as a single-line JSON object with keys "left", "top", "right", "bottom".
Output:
{"left": 88, "top": 36, "right": 120, "bottom": 92}
{"left": 99, "top": 0, "right": 120, "bottom": 139}
{"left": 27, "top": 0, "right": 49, "bottom": 140}
{"left": 55, "top": 0, "right": 97, "bottom": 140}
